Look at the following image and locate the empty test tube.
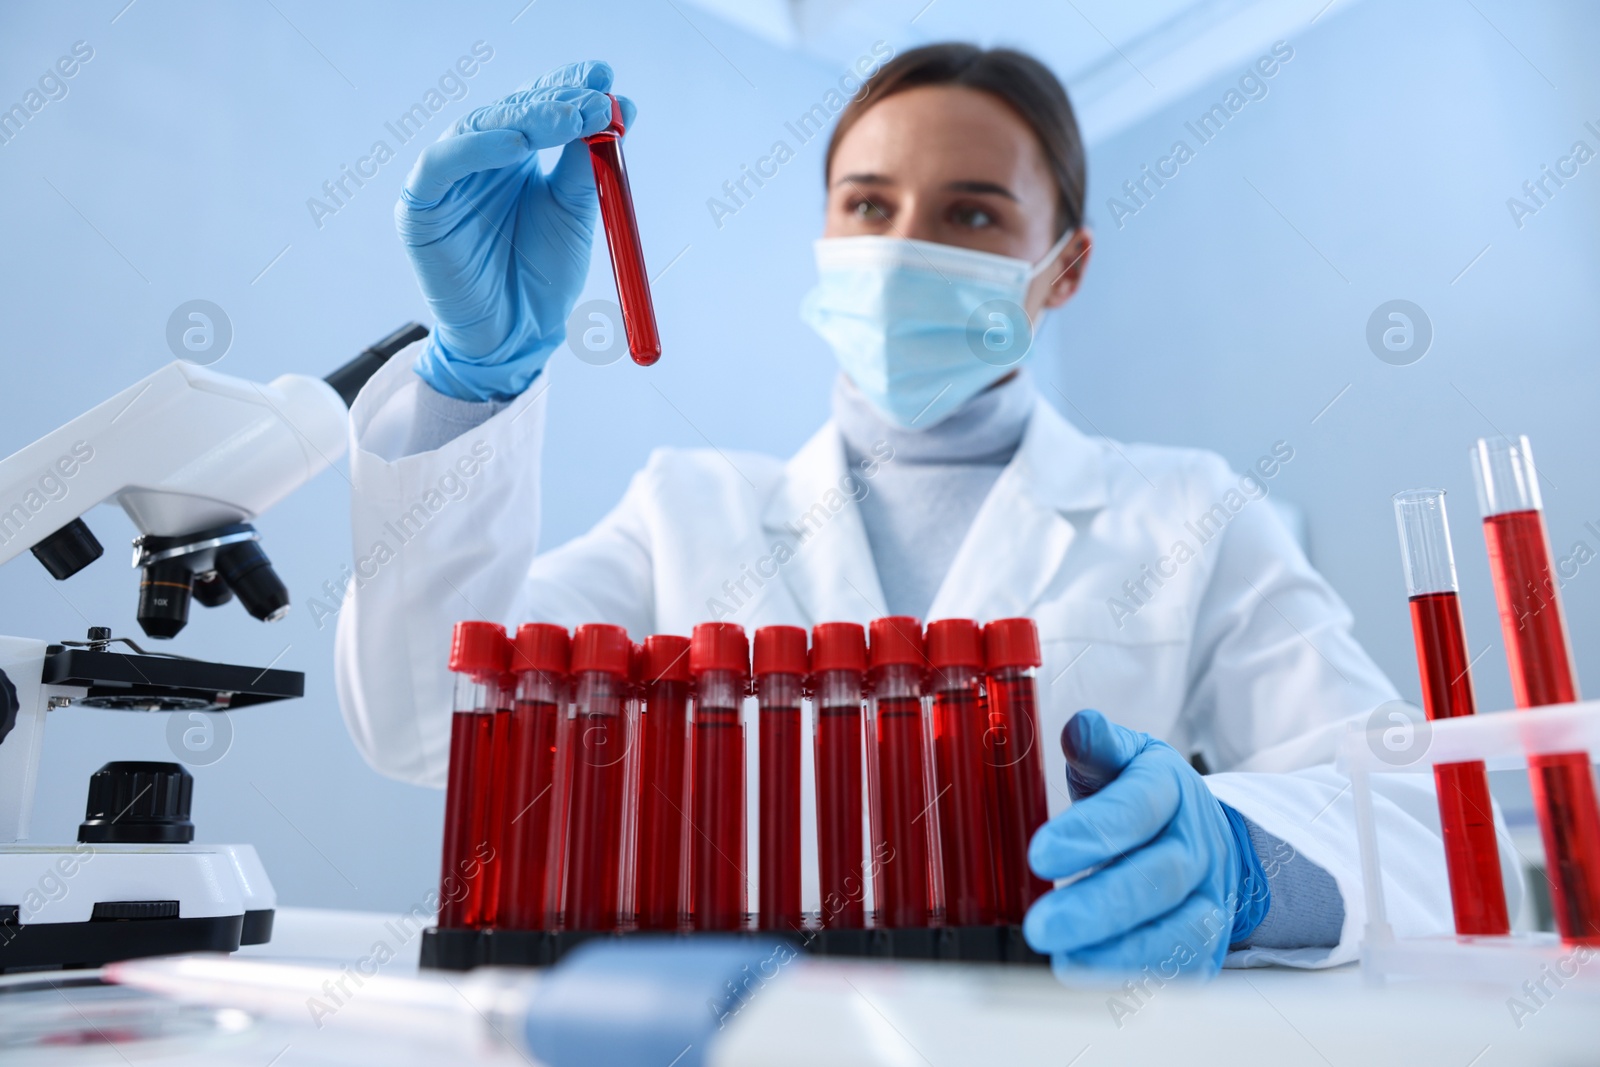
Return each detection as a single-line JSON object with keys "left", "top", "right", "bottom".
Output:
{"left": 584, "top": 93, "right": 661, "bottom": 366}
{"left": 439, "top": 621, "right": 510, "bottom": 930}
{"left": 1393, "top": 490, "right": 1510, "bottom": 936}
{"left": 634, "top": 634, "right": 692, "bottom": 931}
{"left": 553, "top": 623, "right": 638, "bottom": 932}
{"left": 1473, "top": 436, "right": 1600, "bottom": 943}
{"left": 866, "top": 616, "right": 943, "bottom": 928}
{"left": 984, "top": 618, "right": 1051, "bottom": 924}
{"left": 688, "top": 623, "right": 750, "bottom": 930}
{"left": 927, "top": 619, "right": 999, "bottom": 927}
{"left": 754, "top": 625, "right": 807, "bottom": 933}
{"left": 812, "top": 622, "right": 869, "bottom": 929}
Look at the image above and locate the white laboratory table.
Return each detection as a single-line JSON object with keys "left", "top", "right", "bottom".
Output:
{"left": 7, "top": 907, "right": 1596, "bottom": 1066}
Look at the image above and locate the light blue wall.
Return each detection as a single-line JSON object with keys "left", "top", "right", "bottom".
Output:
{"left": 1, "top": 0, "right": 1595, "bottom": 910}
{"left": 1052, "top": 0, "right": 1600, "bottom": 829}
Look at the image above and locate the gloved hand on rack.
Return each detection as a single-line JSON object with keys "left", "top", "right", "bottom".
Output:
{"left": 397, "top": 60, "right": 636, "bottom": 402}
{"left": 1023, "top": 710, "right": 1270, "bottom": 978}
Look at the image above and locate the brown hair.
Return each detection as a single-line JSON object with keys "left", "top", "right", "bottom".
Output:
{"left": 825, "top": 44, "right": 1086, "bottom": 237}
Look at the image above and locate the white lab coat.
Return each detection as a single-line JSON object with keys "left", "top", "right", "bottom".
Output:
{"left": 335, "top": 344, "right": 1520, "bottom": 967}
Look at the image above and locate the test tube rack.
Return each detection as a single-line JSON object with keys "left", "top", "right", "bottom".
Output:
{"left": 1337, "top": 698, "right": 1600, "bottom": 986}
{"left": 420, "top": 922, "right": 1049, "bottom": 971}
{"left": 419, "top": 617, "right": 1056, "bottom": 979}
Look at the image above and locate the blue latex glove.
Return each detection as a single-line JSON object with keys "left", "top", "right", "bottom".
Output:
{"left": 397, "top": 61, "right": 636, "bottom": 401}
{"left": 1023, "top": 710, "right": 1270, "bottom": 979}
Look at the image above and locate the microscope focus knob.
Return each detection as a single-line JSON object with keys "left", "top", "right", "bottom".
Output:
{"left": 78, "top": 761, "right": 195, "bottom": 844}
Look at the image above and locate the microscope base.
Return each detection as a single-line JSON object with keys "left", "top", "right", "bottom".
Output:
{"left": 0, "top": 843, "right": 275, "bottom": 973}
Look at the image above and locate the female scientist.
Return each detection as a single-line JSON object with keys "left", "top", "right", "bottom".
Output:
{"left": 337, "top": 46, "right": 1510, "bottom": 976}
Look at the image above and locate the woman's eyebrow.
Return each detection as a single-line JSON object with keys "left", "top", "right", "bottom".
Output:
{"left": 945, "top": 179, "right": 1018, "bottom": 200}
{"left": 833, "top": 172, "right": 892, "bottom": 188}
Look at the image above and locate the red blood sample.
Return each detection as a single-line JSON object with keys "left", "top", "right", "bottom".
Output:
{"left": 1393, "top": 488, "right": 1510, "bottom": 936}
{"left": 689, "top": 623, "right": 750, "bottom": 930}
{"left": 755, "top": 626, "right": 807, "bottom": 933}
{"left": 634, "top": 635, "right": 692, "bottom": 931}
{"left": 556, "top": 624, "right": 636, "bottom": 932}
{"left": 984, "top": 618, "right": 1052, "bottom": 924}
{"left": 1483, "top": 507, "right": 1600, "bottom": 943}
{"left": 584, "top": 94, "right": 660, "bottom": 366}
{"left": 1408, "top": 593, "right": 1510, "bottom": 935}
{"left": 866, "top": 616, "right": 942, "bottom": 928}
{"left": 812, "top": 623, "right": 868, "bottom": 929}
{"left": 927, "top": 619, "right": 999, "bottom": 927}
{"left": 497, "top": 624, "right": 570, "bottom": 931}
{"left": 439, "top": 621, "right": 509, "bottom": 930}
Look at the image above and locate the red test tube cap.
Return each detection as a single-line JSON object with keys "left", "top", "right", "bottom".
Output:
{"left": 868, "top": 616, "right": 925, "bottom": 669}
{"left": 985, "top": 617, "right": 1042, "bottom": 670}
{"left": 511, "top": 623, "right": 570, "bottom": 675}
{"left": 926, "top": 618, "right": 984, "bottom": 669}
{"left": 571, "top": 622, "right": 632, "bottom": 676}
{"left": 641, "top": 634, "right": 692, "bottom": 685}
{"left": 754, "top": 625, "right": 808, "bottom": 677}
{"left": 810, "top": 622, "right": 867, "bottom": 674}
{"left": 690, "top": 622, "right": 750, "bottom": 678}
{"left": 449, "top": 621, "right": 509, "bottom": 676}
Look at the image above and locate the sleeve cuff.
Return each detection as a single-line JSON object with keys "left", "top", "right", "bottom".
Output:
{"left": 1238, "top": 816, "right": 1345, "bottom": 949}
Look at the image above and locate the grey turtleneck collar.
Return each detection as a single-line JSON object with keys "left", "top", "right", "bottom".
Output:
{"left": 831, "top": 371, "right": 1038, "bottom": 620}
{"left": 831, "top": 370, "right": 1037, "bottom": 467}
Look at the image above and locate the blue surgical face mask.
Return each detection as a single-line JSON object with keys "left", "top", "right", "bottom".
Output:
{"left": 799, "top": 229, "right": 1075, "bottom": 430}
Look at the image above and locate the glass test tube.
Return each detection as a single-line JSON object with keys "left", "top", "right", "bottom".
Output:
{"left": 927, "top": 619, "right": 1000, "bottom": 927}
{"left": 634, "top": 634, "right": 692, "bottom": 931}
{"left": 553, "top": 623, "right": 637, "bottom": 932}
{"left": 812, "top": 622, "right": 868, "bottom": 929}
{"left": 496, "top": 623, "right": 570, "bottom": 931}
{"left": 584, "top": 93, "right": 660, "bottom": 366}
{"left": 754, "top": 626, "right": 807, "bottom": 933}
{"left": 1473, "top": 436, "right": 1600, "bottom": 943}
{"left": 688, "top": 623, "right": 750, "bottom": 930}
{"left": 984, "top": 618, "right": 1052, "bottom": 924}
{"left": 439, "top": 621, "right": 510, "bottom": 930}
{"left": 1393, "top": 490, "right": 1510, "bottom": 936}
{"left": 866, "top": 616, "right": 943, "bottom": 928}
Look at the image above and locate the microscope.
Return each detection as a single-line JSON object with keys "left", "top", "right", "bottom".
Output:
{"left": 0, "top": 323, "right": 424, "bottom": 972}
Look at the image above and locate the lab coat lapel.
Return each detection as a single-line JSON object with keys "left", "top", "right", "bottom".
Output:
{"left": 760, "top": 423, "right": 887, "bottom": 627}
{"left": 928, "top": 398, "right": 1108, "bottom": 622}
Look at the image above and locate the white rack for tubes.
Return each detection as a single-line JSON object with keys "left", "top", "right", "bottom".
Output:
{"left": 1336, "top": 699, "right": 1600, "bottom": 988}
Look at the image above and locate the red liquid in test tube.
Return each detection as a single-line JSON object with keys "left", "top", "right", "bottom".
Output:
{"left": 584, "top": 94, "right": 660, "bottom": 366}
{"left": 1392, "top": 490, "right": 1510, "bottom": 936}
{"left": 984, "top": 618, "right": 1052, "bottom": 924}
{"left": 866, "top": 616, "right": 943, "bottom": 928}
{"left": 812, "top": 623, "right": 868, "bottom": 929}
{"left": 755, "top": 626, "right": 807, "bottom": 933}
{"left": 554, "top": 624, "right": 637, "bottom": 932}
{"left": 927, "top": 619, "right": 1000, "bottom": 927}
{"left": 439, "top": 622, "right": 510, "bottom": 930}
{"left": 689, "top": 623, "right": 750, "bottom": 930}
{"left": 634, "top": 635, "right": 692, "bottom": 931}
{"left": 1473, "top": 437, "right": 1600, "bottom": 943}
{"left": 495, "top": 624, "right": 570, "bottom": 931}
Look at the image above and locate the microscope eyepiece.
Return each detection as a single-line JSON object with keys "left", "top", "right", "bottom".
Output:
{"left": 216, "top": 540, "right": 290, "bottom": 623}
{"left": 137, "top": 558, "right": 193, "bottom": 639}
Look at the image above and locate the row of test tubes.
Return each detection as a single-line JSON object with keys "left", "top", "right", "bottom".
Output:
{"left": 436, "top": 615, "right": 1054, "bottom": 936}
{"left": 1394, "top": 434, "right": 1600, "bottom": 943}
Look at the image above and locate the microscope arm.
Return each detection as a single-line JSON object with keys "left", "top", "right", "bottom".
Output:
{"left": 0, "top": 362, "right": 347, "bottom": 568}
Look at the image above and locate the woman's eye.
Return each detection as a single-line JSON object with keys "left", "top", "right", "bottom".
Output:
{"left": 952, "top": 205, "right": 995, "bottom": 228}
{"left": 851, "top": 199, "right": 887, "bottom": 220}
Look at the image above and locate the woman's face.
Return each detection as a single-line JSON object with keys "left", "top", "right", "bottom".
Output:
{"left": 824, "top": 84, "right": 1092, "bottom": 318}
